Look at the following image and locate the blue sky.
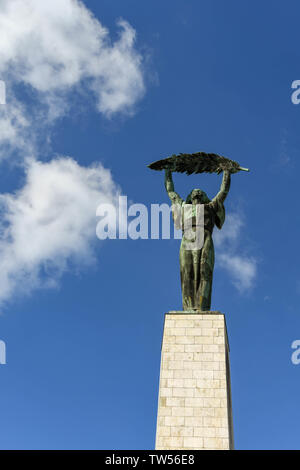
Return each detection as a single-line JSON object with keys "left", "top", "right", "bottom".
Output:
{"left": 0, "top": 0, "right": 300, "bottom": 450}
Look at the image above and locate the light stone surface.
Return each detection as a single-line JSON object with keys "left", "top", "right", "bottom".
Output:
{"left": 155, "top": 311, "right": 234, "bottom": 450}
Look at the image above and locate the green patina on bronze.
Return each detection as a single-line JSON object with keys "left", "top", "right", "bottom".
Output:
{"left": 148, "top": 151, "right": 249, "bottom": 311}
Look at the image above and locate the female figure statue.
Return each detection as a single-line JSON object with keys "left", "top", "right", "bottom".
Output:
{"left": 165, "top": 169, "right": 231, "bottom": 311}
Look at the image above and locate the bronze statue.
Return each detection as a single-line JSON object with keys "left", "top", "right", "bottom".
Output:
{"left": 148, "top": 152, "right": 249, "bottom": 311}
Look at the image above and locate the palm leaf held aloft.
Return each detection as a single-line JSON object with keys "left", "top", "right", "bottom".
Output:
{"left": 148, "top": 151, "right": 249, "bottom": 175}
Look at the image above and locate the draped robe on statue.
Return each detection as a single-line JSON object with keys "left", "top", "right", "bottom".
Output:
{"left": 178, "top": 198, "right": 225, "bottom": 311}
{"left": 166, "top": 170, "right": 230, "bottom": 311}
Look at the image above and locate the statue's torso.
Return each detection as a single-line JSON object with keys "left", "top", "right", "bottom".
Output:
{"left": 181, "top": 202, "right": 216, "bottom": 235}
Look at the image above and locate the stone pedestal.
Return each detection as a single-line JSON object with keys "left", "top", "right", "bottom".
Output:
{"left": 155, "top": 311, "right": 234, "bottom": 450}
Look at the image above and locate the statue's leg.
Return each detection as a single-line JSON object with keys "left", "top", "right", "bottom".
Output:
{"left": 198, "top": 235, "right": 215, "bottom": 311}
{"left": 179, "top": 240, "right": 194, "bottom": 310}
{"left": 192, "top": 247, "right": 201, "bottom": 309}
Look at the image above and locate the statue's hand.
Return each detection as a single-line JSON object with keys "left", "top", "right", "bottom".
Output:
{"left": 165, "top": 167, "right": 175, "bottom": 193}
{"left": 230, "top": 167, "right": 249, "bottom": 174}
{"left": 224, "top": 166, "right": 249, "bottom": 174}
{"left": 222, "top": 167, "right": 237, "bottom": 175}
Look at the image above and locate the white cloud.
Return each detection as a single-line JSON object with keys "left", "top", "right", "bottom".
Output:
{"left": 0, "top": 0, "right": 145, "bottom": 117}
{"left": 218, "top": 253, "right": 257, "bottom": 292}
{"left": 0, "top": 157, "right": 120, "bottom": 308}
{"left": 0, "top": 1, "right": 148, "bottom": 307}
{"left": 213, "top": 213, "right": 257, "bottom": 292}
{"left": 0, "top": 0, "right": 146, "bottom": 160}
{"left": 213, "top": 213, "right": 243, "bottom": 248}
{"left": 0, "top": 92, "right": 33, "bottom": 159}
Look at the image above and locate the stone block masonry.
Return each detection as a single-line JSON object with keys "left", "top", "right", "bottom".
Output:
{"left": 155, "top": 311, "right": 234, "bottom": 450}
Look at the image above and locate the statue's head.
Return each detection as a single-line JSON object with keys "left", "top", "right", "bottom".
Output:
{"left": 186, "top": 189, "right": 210, "bottom": 205}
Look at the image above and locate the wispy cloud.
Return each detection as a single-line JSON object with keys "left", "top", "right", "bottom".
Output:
{"left": 0, "top": 0, "right": 147, "bottom": 308}
{"left": 0, "top": 157, "right": 120, "bottom": 308}
{"left": 218, "top": 252, "right": 257, "bottom": 292}
{"left": 270, "top": 128, "right": 294, "bottom": 173}
{"left": 0, "top": 0, "right": 145, "bottom": 159}
{"left": 213, "top": 213, "right": 257, "bottom": 292}
{"left": 0, "top": 0, "right": 145, "bottom": 116}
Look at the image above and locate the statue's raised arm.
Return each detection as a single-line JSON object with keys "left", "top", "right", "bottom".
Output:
{"left": 165, "top": 169, "right": 183, "bottom": 205}
{"left": 211, "top": 170, "right": 231, "bottom": 205}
